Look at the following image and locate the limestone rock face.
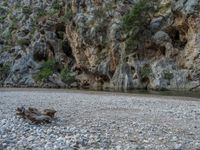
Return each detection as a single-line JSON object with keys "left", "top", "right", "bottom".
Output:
{"left": 0, "top": 0, "right": 199, "bottom": 91}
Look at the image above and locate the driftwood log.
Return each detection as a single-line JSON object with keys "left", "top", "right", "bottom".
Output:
{"left": 16, "top": 107, "right": 56, "bottom": 124}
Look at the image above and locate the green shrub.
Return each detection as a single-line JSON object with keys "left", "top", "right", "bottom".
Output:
{"left": 2, "top": 20, "right": 17, "bottom": 42}
{"left": 3, "top": 1, "right": 8, "bottom": 7}
{"left": 122, "top": 0, "right": 146, "bottom": 33}
{"left": 0, "top": 6, "right": 8, "bottom": 23}
{"left": 0, "top": 6, "right": 8, "bottom": 15}
{"left": 34, "top": 68, "right": 53, "bottom": 82}
{"left": 37, "top": 9, "right": 47, "bottom": 17}
{"left": 15, "top": 2, "right": 21, "bottom": 8}
{"left": 17, "top": 39, "right": 30, "bottom": 46}
{"left": 2, "top": 45, "right": 12, "bottom": 52}
{"left": 140, "top": 64, "right": 152, "bottom": 79}
{"left": 52, "top": 0, "right": 61, "bottom": 10}
{"left": 34, "top": 59, "right": 57, "bottom": 81}
{"left": 122, "top": 0, "right": 159, "bottom": 53}
{"left": 61, "top": 68, "right": 75, "bottom": 84}
{"left": 0, "top": 64, "right": 10, "bottom": 81}
{"left": 163, "top": 70, "right": 174, "bottom": 80}
{"left": 10, "top": 20, "right": 18, "bottom": 31}
{"left": 94, "top": 8, "right": 106, "bottom": 19}
{"left": 22, "top": 6, "right": 32, "bottom": 15}
{"left": 61, "top": 8, "right": 73, "bottom": 23}
{"left": 2, "top": 30, "right": 12, "bottom": 41}
{"left": 0, "top": 16, "right": 6, "bottom": 23}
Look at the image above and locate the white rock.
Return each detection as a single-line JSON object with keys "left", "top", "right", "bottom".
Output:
{"left": 174, "top": 144, "right": 183, "bottom": 150}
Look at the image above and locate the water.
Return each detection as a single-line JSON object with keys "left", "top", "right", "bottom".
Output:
{"left": 128, "top": 90, "right": 200, "bottom": 98}
{"left": 0, "top": 87, "right": 199, "bottom": 99}
{"left": 81, "top": 88, "right": 200, "bottom": 99}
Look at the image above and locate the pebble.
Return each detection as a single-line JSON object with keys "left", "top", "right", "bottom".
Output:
{"left": 195, "top": 143, "right": 200, "bottom": 150}
{"left": 174, "top": 143, "right": 183, "bottom": 150}
{"left": 0, "top": 91, "right": 200, "bottom": 149}
{"left": 158, "top": 137, "right": 163, "bottom": 141}
{"left": 171, "top": 136, "right": 178, "bottom": 142}
{"left": 143, "top": 140, "right": 149, "bottom": 143}
{"left": 27, "top": 136, "right": 35, "bottom": 142}
{"left": 131, "top": 144, "right": 139, "bottom": 150}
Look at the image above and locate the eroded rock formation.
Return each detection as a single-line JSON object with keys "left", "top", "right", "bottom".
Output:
{"left": 0, "top": 0, "right": 199, "bottom": 91}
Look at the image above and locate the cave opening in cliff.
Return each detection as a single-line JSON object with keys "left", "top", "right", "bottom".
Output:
{"left": 144, "top": 42, "right": 166, "bottom": 58}
{"left": 62, "top": 40, "right": 75, "bottom": 68}
{"left": 141, "top": 77, "right": 150, "bottom": 90}
{"left": 62, "top": 41, "right": 72, "bottom": 56}
{"left": 167, "top": 27, "right": 188, "bottom": 49}
{"left": 55, "top": 23, "right": 66, "bottom": 39}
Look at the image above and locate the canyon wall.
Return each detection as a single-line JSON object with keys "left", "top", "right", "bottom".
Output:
{"left": 0, "top": 0, "right": 199, "bottom": 91}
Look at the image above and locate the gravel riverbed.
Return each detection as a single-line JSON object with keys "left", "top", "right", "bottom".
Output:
{"left": 0, "top": 89, "right": 200, "bottom": 150}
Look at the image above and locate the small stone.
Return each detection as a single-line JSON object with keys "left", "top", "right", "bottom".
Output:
{"left": 174, "top": 144, "right": 182, "bottom": 150}
{"left": 1, "top": 119, "right": 7, "bottom": 125}
{"left": 2, "top": 143, "right": 7, "bottom": 147}
{"left": 27, "top": 136, "right": 34, "bottom": 142}
{"left": 0, "top": 128, "right": 5, "bottom": 135}
{"left": 47, "top": 129, "right": 53, "bottom": 134}
{"left": 195, "top": 143, "right": 200, "bottom": 150}
{"left": 131, "top": 144, "right": 139, "bottom": 150}
{"left": 143, "top": 140, "right": 149, "bottom": 143}
{"left": 171, "top": 136, "right": 178, "bottom": 142}
{"left": 159, "top": 137, "right": 163, "bottom": 141}
{"left": 31, "top": 144, "right": 39, "bottom": 149}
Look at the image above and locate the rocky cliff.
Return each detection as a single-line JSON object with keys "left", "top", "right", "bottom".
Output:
{"left": 0, "top": 0, "right": 199, "bottom": 91}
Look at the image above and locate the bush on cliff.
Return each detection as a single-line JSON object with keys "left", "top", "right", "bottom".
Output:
{"left": 122, "top": 0, "right": 159, "bottom": 53}
{"left": 34, "top": 59, "right": 57, "bottom": 82}
{"left": 0, "top": 64, "right": 10, "bottom": 81}
{"left": 140, "top": 64, "right": 153, "bottom": 79}
{"left": 61, "top": 68, "right": 75, "bottom": 84}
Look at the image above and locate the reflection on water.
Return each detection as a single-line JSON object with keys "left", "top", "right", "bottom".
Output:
{"left": 132, "top": 90, "right": 200, "bottom": 98}
{"left": 0, "top": 87, "right": 199, "bottom": 99}
{"left": 82, "top": 88, "right": 200, "bottom": 99}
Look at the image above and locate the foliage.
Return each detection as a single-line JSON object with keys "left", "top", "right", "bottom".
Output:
{"left": 15, "top": 2, "right": 21, "bottom": 8}
{"left": 2, "top": 29, "right": 12, "bottom": 42}
{"left": 52, "top": 0, "right": 61, "bottom": 10}
{"left": 122, "top": 0, "right": 159, "bottom": 53}
{"left": 37, "top": 9, "right": 47, "bottom": 17}
{"left": 0, "top": 64, "right": 10, "bottom": 81}
{"left": 140, "top": 64, "right": 152, "bottom": 79}
{"left": 34, "top": 59, "right": 57, "bottom": 81}
{"left": 94, "top": 8, "right": 107, "bottom": 19}
{"left": 1, "top": 16, "right": 18, "bottom": 45}
{"left": 1, "top": 19, "right": 17, "bottom": 44}
{"left": 17, "top": 39, "right": 30, "bottom": 46}
{"left": 22, "top": 6, "right": 32, "bottom": 15}
{"left": 0, "top": 16, "right": 6, "bottom": 23}
{"left": 2, "top": 45, "right": 12, "bottom": 52}
{"left": 61, "top": 8, "right": 73, "bottom": 23}
{"left": 10, "top": 21, "right": 18, "bottom": 31}
{"left": 2, "top": 1, "right": 8, "bottom": 7}
{"left": 0, "top": 6, "right": 8, "bottom": 23}
{"left": 163, "top": 70, "right": 174, "bottom": 80}
{"left": 61, "top": 68, "right": 75, "bottom": 84}
{"left": 122, "top": 0, "right": 146, "bottom": 33}
{"left": 0, "top": 6, "right": 7, "bottom": 15}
